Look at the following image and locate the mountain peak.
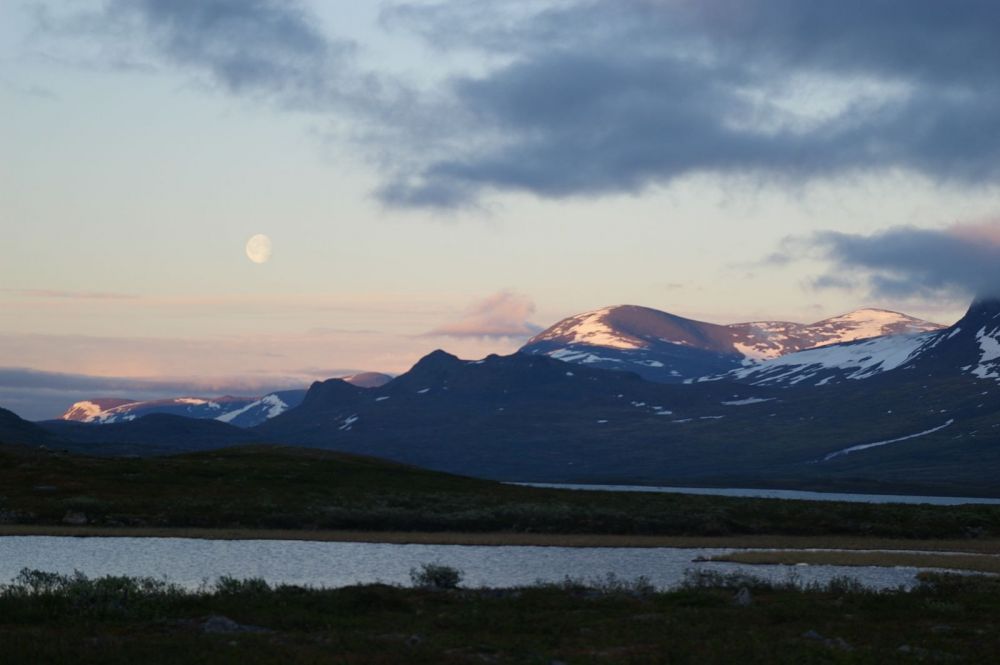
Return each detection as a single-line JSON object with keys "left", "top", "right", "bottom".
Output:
{"left": 526, "top": 306, "right": 647, "bottom": 350}
{"left": 60, "top": 398, "right": 137, "bottom": 422}
{"left": 964, "top": 297, "right": 1000, "bottom": 321}
{"left": 803, "top": 308, "right": 943, "bottom": 344}
{"left": 413, "top": 349, "right": 462, "bottom": 367}
{"left": 522, "top": 303, "right": 943, "bottom": 383}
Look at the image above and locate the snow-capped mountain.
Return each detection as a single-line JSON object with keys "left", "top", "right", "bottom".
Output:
{"left": 520, "top": 305, "right": 942, "bottom": 382}
{"left": 56, "top": 372, "right": 394, "bottom": 427}
{"left": 59, "top": 397, "right": 137, "bottom": 422}
{"left": 724, "top": 299, "right": 999, "bottom": 387}
{"left": 728, "top": 309, "right": 943, "bottom": 360}
{"left": 721, "top": 331, "right": 943, "bottom": 387}
{"left": 58, "top": 393, "right": 305, "bottom": 428}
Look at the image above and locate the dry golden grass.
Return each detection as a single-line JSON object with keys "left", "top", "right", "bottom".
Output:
{"left": 3, "top": 524, "right": 1000, "bottom": 553}
{"left": 710, "top": 550, "right": 1000, "bottom": 573}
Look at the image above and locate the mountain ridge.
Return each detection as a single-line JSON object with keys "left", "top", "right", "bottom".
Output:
{"left": 521, "top": 304, "right": 943, "bottom": 382}
{"left": 56, "top": 372, "right": 394, "bottom": 427}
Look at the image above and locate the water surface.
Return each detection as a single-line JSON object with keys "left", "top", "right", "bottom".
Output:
{"left": 515, "top": 483, "right": 1000, "bottom": 505}
{"left": 0, "top": 536, "right": 949, "bottom": 591}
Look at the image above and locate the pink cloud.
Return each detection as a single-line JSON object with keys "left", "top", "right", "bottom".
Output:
{"left": 426, "top": 291, "right": 542, "bottom": 338}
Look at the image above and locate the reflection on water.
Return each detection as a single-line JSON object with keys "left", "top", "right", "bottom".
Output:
{"left": 0, "top": 536, "right": 945, "bottom": 591}
{"left": 515, "top": 483, "right": 1000, "bottom": 505}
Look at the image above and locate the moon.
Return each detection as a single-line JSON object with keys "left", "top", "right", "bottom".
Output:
{"left": 245, "top": 234, "right": 272, "bottom": 264}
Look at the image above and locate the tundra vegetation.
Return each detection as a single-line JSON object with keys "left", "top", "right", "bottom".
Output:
{"left": 0, "top": 568, "right": 997, "bottom": 663}
{"left": 2, "top": 445, "right": 1000, "bottom": 545}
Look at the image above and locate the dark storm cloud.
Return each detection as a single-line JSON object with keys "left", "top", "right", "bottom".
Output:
{"left": 31, "top": 0, "right": 1000, "bottom": 207}
{"left": 793, "top": 222, "right": 1000, "bottom": 300}
{"left": 379, "top": 0, "right": 1000, "bottom": 206}
{"left": 676, "top": 0, "right": 1000, "bottom": 85}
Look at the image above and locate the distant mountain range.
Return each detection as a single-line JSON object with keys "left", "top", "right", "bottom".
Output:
{"left": 56, "top": 372, "right": 393, "bottom": 427}
{"left": 520, "top": 305, "right": 943, "bottom": 382}
{"left": 6, "top": 300, "right": 1000, "bottom": 496}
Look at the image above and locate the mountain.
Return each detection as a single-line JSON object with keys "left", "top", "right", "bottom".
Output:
{"left": 725, "top": 299, "right": 997, "bottom": 388}
{"left": 57, "top": 390, "right": 323, "bottom": 428}
{"left": 729, "top": 308, "right": 944, "bottom": 359}
{"left": 57, "top": 374, "right": 392, "bottom": 427}
{"left": 19, "top": 302, "right": 996, "bottom": 496}
{"left": 60, "top": 396, "right": 266, "bottom": 425}
{"left": 209, "top": 390, "right": 308, "bottom": 427}
{"left": 60, "top": 398, "right": 136, "bottom": 422}
{"left": 254, "top": 348, "right": 777, "bottom": 478}
{"left": 40, "top": 413, "right": 264, "bottom": 455}
{"left": 521, "top": 305, "right": 943, "bottom": 382}
{"left": 0, "top": 406, "right": 54, "bottom": 446}
{"left": 250, "top": 325, "right": 1000, "bottom": 496}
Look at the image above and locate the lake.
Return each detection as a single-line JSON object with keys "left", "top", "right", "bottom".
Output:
{"left": 514, "top": 483, "right": 1000, "bottom": 505}
{"left": 0, "top": 536, "right": 958, "bottom": 591}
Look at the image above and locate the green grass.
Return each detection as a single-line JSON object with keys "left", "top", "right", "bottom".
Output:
{"left": 0, "top": 569, "right": 998, "bottom": 664}
{"left": 3, "top": 444, "right": 1000, "bottom": 541}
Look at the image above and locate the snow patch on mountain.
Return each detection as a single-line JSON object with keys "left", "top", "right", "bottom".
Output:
{"left": 60, "top": 398, "right": 138, "bottom": 422}
{"left": 812, "top": 308, "right": 941, "bottom": 343}
{"left": 542, "top": 308, "right": 645, "bottom": 349}
{"left": 216, "top": 394, "right": 290, "bottom": 424}
{"left": 971, "top": 326, "right": 1000, "bottom": 379}
{"left": 727, "top": 331, "right": 942, "bottom": 386}
{"left": 549, "top": 349, "right": 624, "bottom": 364}
{"left": 62, "top": 401, "right": 112, "bottom": 422}
{"left": 822, "top": 420, "right": 955, "bottom": 461}
{"left": 721, "top": 397, "right": 774, "bottom": 406}
{"left": 176, "top": 397, "right": 211, "bottom": 406}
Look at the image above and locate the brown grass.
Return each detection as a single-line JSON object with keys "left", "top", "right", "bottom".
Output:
{"left": 3, "top": 524, "right": 1000, "bottom": 553}
{"left": 709, "top": 550, "right": 1000, "bottom": 573}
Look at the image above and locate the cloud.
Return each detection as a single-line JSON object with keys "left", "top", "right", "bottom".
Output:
{"left": 786, "top": 220, "right": 1000, "bottom": 301}
{"left": 34, "top": 0, "right": 365, "bottom": 109}
{"left": 29, "top": 1, "right": 1000, "bottom": 208}
{"left": 378, "top": 0, "right": 1000, "bottom": 207}
{"left": 425, "top": 291, "right": 542, "bottom": 338}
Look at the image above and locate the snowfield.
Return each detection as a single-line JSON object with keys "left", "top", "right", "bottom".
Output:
{"left": 726, "top": 331, "right": 943, "bottom": 386}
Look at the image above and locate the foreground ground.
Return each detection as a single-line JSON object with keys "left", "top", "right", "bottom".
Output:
{"left": 2, "top": 444, "right": 1000, "bottom": 544}
{"left": 0, "top": 569, "right": 997, "bottom": 664}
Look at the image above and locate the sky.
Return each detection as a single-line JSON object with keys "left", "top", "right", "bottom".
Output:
{"left": 3, "top": 0, "right": 1000, "bottom": 418}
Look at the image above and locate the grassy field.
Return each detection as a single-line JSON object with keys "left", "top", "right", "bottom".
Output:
{"left": 0, "top": 569, "right": 998, "bottom": 664}
{"left": 3, "top": 444, "right": 1000, "bottom": 542}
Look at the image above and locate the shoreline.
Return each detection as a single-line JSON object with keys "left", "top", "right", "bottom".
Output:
{"left": 2, "top": 525, "right": 1000, "bottom": 553}
{"left": 709, "top": 550, "right": 1000, "bottom": 574}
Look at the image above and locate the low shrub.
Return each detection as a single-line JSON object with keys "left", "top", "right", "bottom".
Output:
{"left": 410, "top": 563, "right": 463, "bottom": 590}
